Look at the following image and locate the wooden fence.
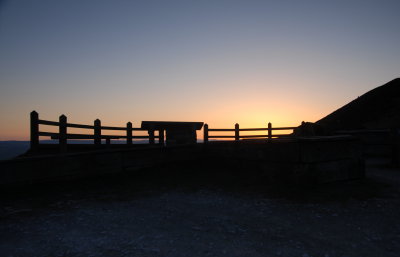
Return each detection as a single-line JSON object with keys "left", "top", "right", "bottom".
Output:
{"left": 30, "top": 111, "right": 163, "bottom": 152}
{"left": 203, "top": 122, "right": 296, "bottom": 142}
{"left": 30, "top": 111, "right": 297, "bottom": 153}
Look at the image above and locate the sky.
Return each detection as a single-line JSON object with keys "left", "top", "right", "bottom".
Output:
{"left": 0, "top": 0, "right": 399, "bottom": 140}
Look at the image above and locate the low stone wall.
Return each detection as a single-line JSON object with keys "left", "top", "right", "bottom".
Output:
{"left": 0, "top": 145, "right": 201, "bottom": 187}
{"left": 204, "top": 136, "right": 364, "bottom": 184}
{"left": 0, "top": 136, "right": 364, "bottom": 187}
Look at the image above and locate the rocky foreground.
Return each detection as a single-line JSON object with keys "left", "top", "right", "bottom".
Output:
{"left": 0, "top": 158, "right": 399, "bottom": 257}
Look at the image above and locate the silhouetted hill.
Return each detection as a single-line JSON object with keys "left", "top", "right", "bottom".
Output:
{"left": 317, "top": 78, "right": 400, "bottom": 131}
{"left": 0, "top": 141, "right": 30, "bottom": 160}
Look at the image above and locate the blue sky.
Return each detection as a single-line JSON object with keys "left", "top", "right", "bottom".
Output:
{"left": 0, "top": 0, "right": 399, "bottom": 139}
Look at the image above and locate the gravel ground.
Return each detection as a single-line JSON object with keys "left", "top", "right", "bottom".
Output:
{"left": 0, "top": 158, "right": 399, "bottom": 257}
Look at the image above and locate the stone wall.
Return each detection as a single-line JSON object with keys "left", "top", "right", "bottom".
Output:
{"left": 0, "top": 136, "right": 364, "bottom": 187}
{"left": 204, "top": 136, "right": 364, "bottom": 184}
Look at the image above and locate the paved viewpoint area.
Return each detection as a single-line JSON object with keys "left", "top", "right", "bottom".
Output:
{"left": 1, "top": 157, "right": 399, "bottom": 257}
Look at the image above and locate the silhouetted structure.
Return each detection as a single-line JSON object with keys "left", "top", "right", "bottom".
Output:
{"left": 0, "top": 111, "right": 366, "bottom": 186}
{"left": 293, "top": 122, "right": 327, "bottom": 136}
{"left": 141, "top": 121, "right": 203, "bottom": 146}
{"left": 29, "top": 111, "right": 296, "bottom": 154}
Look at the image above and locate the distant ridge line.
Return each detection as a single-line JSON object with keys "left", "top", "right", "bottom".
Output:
{"left": 317, "top": 78, "right": 400, "bottom": 130}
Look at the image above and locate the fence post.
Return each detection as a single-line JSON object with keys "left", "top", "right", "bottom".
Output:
{"left": 268, "top": 122, "right": 272, "bottom": 139}
{"left": 59, "top": 114, "right": 67, "bottom": 152}
{"left": 148, "top": 126, "right": 155, "bottom": 145}
{"left": 127, "top": 122, "right": 132, "bottom": 145}
{"left": 204, "top": 124, "right": 209, "bottom": 143}
{"left": 94, "top": 119, "right": 101, "bottom": 145}
{"left": 159, "top": 129, "right": 164, "bottom": 146}
{"left": 235, "top": 123, "right": 239, "bottom": 141}
{"left": 30, "top": 111, "right": 39, "bottom": 151}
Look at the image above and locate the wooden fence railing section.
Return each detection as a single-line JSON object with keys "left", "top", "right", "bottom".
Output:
{"left": 30, "top": 111, "right": 297, "bottom": 151}
{"left": 30, "top": 111, "right": 162, "bottom": 151}
{"left": 203, "top": 122, "right": 296, "bottom": 143}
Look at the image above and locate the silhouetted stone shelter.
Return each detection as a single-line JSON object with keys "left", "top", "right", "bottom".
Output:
{"left": 3, "top": 111, "right": 366, "bottom": 187}
{"left": 141, "top": 121, "right": 204, "bottom": 145}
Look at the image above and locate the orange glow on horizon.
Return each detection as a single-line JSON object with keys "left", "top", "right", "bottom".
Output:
{"left": 0, "top": 80, "right": 331, "bottom": 141}
{"left": 0, "top": 97, "right": 326, "bottom": 141}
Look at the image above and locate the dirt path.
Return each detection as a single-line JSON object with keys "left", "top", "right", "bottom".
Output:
{"left": 0, "top": 158, "right": 399, "bottom": 257}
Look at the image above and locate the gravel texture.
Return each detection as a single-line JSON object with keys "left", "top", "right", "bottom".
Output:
{"left": 1, "top": 158, "right": 399, "bottom": 257}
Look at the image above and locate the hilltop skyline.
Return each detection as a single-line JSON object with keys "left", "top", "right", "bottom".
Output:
{"left": 1, "top": 0, "right": 400, "bottom": 140}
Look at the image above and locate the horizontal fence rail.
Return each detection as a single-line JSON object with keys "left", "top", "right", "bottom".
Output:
{"left": 30, "top": 111, "right": 164, "bottom": 152}
{"left": 203, "top": 123, "right": 296, "bottom": 143}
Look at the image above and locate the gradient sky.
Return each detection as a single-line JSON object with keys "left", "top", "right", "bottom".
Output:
{"left": 1, "top": 0, "right": 399, "bottom": 140}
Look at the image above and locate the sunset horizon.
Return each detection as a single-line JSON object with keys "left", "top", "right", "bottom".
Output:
{"left": 1, "top": 2, "right": 400, "bottom": 255}
{"left": 1, "top": 77, "right": 398, "bottom": 141}
{"left": 1, "top": 1, "right": 399, "bottom": 140}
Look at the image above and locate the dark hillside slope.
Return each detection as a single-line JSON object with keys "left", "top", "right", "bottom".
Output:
{"left": 317, "top": 78, "right": 400, "bottom": 130}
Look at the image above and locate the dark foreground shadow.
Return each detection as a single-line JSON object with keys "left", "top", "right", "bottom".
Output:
{"left": 0, "top": 158, "right": 395, "bottom": 213}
